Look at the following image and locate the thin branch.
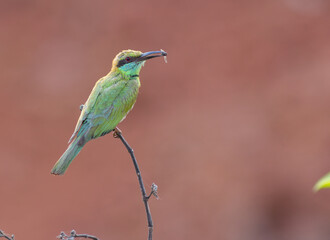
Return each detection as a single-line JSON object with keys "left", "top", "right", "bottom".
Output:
{"left": 57, "top": 230, "right": 99, "bottom": 240}
{"left": 0, "top": 127, "right": 158, "bottom": 240}
{"left": 0, "top": 230, "right": 14, "bottom": 240}
{"left": 113, "top": 127, "right": 158, "bottom": 240}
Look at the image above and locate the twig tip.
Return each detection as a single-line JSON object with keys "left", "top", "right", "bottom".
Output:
{"left": 151, "top": 182, "right": 159, "bottom": 199}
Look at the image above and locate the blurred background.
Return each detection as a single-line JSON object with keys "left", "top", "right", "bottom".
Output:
{"left": 1, "top": 0, "right": 330, "bottom": 239}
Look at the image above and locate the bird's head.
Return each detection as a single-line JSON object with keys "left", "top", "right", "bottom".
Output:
{"left": 111, "top": 49, "right": 167, "bottom": 77}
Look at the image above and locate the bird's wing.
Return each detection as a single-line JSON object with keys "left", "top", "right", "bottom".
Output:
{"left": 69, "top": 77, "right": 139, "bottom": 142}
{"left": 68, "top": 78, "right": 104, "bottom": 143}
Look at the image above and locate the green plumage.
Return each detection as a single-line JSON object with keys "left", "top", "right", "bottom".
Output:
{"left": 51, "top": 49, "right": 166, "bottom": 175}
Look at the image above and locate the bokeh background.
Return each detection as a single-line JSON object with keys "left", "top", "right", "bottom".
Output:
{"left": 1, "top": 0, "right": 330, "bottom": 239}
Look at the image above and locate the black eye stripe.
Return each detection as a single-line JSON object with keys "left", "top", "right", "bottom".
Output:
{"left": 117, "top": 56, "right": 138, "bottom": 67}
{"left": 117, "top": 59, "right": 126, "bottom": 67}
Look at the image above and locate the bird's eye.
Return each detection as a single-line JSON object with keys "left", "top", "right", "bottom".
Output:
{"left": 125, "top": 57, "right": 131, "bottom": 62}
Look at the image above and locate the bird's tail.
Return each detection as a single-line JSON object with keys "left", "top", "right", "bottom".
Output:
{"left": 51, "top": 136, "right": 86, "bottom": 175}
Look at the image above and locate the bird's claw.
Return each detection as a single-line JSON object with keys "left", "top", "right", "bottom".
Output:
{"left": 113, "top": 127, "right": 122, "bottom": 138}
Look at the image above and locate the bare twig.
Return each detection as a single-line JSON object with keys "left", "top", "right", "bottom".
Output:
{"left": 146, "top": 183, "right": 159, "bottom": 200}
{"left": 57, "top": 230, "right": 99, "bottom": 240}
{"left": 113, "top": 127, "right": 158, "bottom": 240}
{"left": 0, "top": 230, "right": 14, "bottom": 240}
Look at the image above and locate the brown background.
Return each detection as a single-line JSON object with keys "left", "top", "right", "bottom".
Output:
{"left": 1, "top": 0, "right": 330, "bottom": 239}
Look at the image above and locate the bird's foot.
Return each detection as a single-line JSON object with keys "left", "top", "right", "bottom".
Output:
{"left": 113, "top": 127, "right": 122, "bottom": 138}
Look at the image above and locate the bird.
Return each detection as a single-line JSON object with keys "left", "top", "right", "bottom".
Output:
{"left": 51, "top": 49, "right": 167, "bottom": 175}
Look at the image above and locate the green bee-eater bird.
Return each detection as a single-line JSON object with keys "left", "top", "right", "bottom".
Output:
{"left": 51, "top": 49, "right": 167, "bottom": 175}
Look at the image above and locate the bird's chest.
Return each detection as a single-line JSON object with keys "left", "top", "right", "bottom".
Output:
{"left": 121, "top": 79, "right": 140, "bottom": 103}
{"left": 110, "top": 78, "right": 140, "bottom": 115}
{"left": 110, "top": 79, "right": 140, "bottom": 124}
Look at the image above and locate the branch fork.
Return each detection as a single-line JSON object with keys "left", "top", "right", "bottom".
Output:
{"left": 0, "top": 230, "right": 14, "bottom": 240}
{"left": 57, "top": 230, "right": 98, "bottom": 240}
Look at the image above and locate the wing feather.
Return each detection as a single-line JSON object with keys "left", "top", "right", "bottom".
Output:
{"left": 69, "top": 74, "right": 140, "bottom": 142}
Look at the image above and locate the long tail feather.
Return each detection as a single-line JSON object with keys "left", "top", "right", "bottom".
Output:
{"left": 51, "top": 136, "right": 85, "bottom": 175}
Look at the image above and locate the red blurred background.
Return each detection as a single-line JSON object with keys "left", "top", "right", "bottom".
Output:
{"left": 1, "top": 0, "right": 330, "bottom": 239}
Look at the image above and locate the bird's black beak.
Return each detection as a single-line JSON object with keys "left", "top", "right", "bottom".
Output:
{"left": 137, "top": 50, "right": 167, "bottom": 62}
